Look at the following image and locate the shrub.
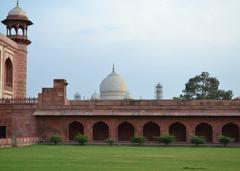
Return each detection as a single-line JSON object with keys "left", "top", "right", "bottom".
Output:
{"left": 49, "top": 134, "right": 62, "bottom": 145}
{"left": 131, "top": 136, "right": 145, "bottom": 145}
{"left": 157, "top": 135, "right": 175, "bottom": 145}
{"left": 191, "top": 136, "right": 206, "bottom": 146}
{"left": 105, "top": 138, "right": 115, "bottom": 146}
{"left": 74, "top": 134, "right": 88, "bottom": 145}
{"left": 219, "top": 136, "right": 234, "bottom": 147}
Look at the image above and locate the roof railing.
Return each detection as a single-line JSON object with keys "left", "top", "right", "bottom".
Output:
{"left": 0, "top": 97, "right": 38, "bottom": 104}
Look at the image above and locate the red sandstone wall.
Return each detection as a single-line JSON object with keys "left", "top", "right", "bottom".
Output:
{"left": 36, "top": 115, "right": 240, "bottom": 143}
{"left": 14, "top": 45, "right": 27, "bottom": 98}
{"left": 0, "top": 105, "right": 37, "bottom": 138}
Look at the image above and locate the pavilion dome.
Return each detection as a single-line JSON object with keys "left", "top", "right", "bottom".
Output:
{"left": 7, "top": 3, "right": 28, "bottom": 19}
{"left": 100, "top": 67, "right": 128, "bottom": 100}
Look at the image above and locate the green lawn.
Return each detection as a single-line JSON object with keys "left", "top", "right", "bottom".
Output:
{"left": 0, "top": 145, "right": 240, "bottom": 171}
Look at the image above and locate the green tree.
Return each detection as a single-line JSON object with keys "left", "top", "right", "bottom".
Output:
{"left": 156, "top": 135, "right": 175, "bottom": 145}
{"left": 191, "top": 136, "right": 206, "bottom": 146}
{"left": 176, "top": 72, "right": 233, "bottom": 100}
{"left": 219, "top": 136, "right": 234, "bottom": 147}
{"left": 74, "top": 134, "right": 88, "bottom": 145}
{"left": 49, "top": 134, "right": 62, "bottom": 145}
{"left": 131, "top": 136, "right": 145, "bottom": 145}
{"left": 105, "top": 138, "right": 115, "bottom": 146}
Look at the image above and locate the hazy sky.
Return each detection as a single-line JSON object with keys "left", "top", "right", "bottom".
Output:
{"left": 1, "top": 0, "right": 240, "bottom": 99}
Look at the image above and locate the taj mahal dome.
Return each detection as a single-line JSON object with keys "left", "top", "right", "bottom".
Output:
{"left": 91, "top": 66, "right": 134, "bottom": 100}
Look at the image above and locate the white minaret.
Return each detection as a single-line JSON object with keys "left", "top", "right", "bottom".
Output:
{"left": 155, "top": 83, "right": 163, "bottom": 99}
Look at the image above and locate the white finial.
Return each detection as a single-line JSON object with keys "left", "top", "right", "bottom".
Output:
{"left": 112, "top": 64, "right": 115, "bottom": 73}
{"left": 17, "top": 0, "right": 19, "bottom": 6}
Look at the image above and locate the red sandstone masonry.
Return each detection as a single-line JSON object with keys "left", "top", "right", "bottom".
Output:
{"left": 14, "top": 45, "right": 27, "bottom": 98}
{"left": 0, "top": 79, "right": 240, "bottom": 144}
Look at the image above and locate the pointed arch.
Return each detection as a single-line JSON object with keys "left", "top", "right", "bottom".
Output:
{"left": 10, "top": 25, "right": 17, "bottom": 35}
{"left": 5, "top": 58, "right": 13, "bottom": 90}
{"left": 195, "top": 122, "right": 213, "bottom": 142}
{"left": 93, "top": 121, "right": 109, "bottom": 141}
{"left": 118, "top": 122, "right": 134, "bottom": 141}
{"left": 69, "top": 121, "right": 84, "bottom": 141}
{"left": 222, "top": 123, "right": 239, "bottom": 142}
{"left": 18, "top": 25, "right": 25, "bottom": 36}
{"left": 143, "top": 122, "right": 160, "bottom": 141}
{"left": 169, "top": 122, "right": 186, "bottom": 142}
{"left": 0, "top": 126, "right": 6, "bottom": 138}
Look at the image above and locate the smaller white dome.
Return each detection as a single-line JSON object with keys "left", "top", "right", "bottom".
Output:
{"left": 91, "top": 92, "right": 100, "bottom": 100}
{"left": 74, "top": 92, "right": 81, "bottom": 100}
{"left": 124, "top": 92, "right": 134, "bottom": 100}
{"left": 8, "top": 5, "right": 28, "bottom": 18}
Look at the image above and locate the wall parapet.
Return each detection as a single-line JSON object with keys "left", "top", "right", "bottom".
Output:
{"left": 0, "top": 137, "right": 39, "bottom": 148}
{"left": 0, "top": 97, "right": 38, "bottom": 105}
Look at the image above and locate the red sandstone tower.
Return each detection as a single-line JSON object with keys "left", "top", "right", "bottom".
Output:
{"left": 1, "top": 2, "right": 33, "bottom": 98}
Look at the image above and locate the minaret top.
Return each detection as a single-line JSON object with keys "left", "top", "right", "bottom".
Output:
{"left": 112, "top": 64, "right": 115, "bottom": 73}
{"left": 1, "top": 1, "right": 33, "bottom": 45}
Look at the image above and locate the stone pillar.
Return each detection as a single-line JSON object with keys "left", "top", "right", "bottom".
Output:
{"left": 212, "top": 124, "right": 221, "bottom": 144}
{"left": 186, "top": 125, "right": 195, "bottom": 143}
{"left": 160, "top": 122, "right": 169, "bottom": 135}
{"left": 135, "top": 123, "right": 143, "bottom": 137}
{"left": 85, "top": 124, "right": 93, "bottom": 143}
{"left": 109, "top": 122, "right": 117, "bottom": 141}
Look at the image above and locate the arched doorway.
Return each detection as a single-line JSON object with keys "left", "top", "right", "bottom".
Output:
{"left": 0, "top": 126, "right": 6, "bottom": 138}
{"left": 118, "top": 122, "right": 134, "bottom": 141}
{"left": 195, "top": 123, "right": 213, "bottom": 142}
{"left": 143, "top": 122, "right": 160, "bottom": 141}
{"left": 69, "top": 121, "right": 84, "bottom": 140}
{"left": 93, "top": 122, "right": 109, "bottom": 141}
{"left": 169, "top": 122, "right": 186, "bottom": 142}
{"left": 5, "top": 58, "right": 13, "bottom": 90}
{"left": 222, "top": 123, "right": 239, "bottom": 143}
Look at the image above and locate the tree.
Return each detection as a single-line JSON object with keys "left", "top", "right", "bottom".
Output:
{"left": 74, "top": 133, "right": 88, "bottom": 145}
{"left": 49, "top": 134, "right": 62, "bottom": 145}
{"left": 176, "top": 72, "right": 233, "bottom": 100}
{"left": 219, "top": 136, "right": 234, "bottom": 147}
{"left": 191, "top": 136, "right": 206, "bottom": 146}
{"left": 131, "top": 136, "right": 145, "bottom": 145}
{"left": 156, "top": 135, "right": 175, "bottom": 145}
{"left": 105, "top": 138, "right": 115, "bottom": 146}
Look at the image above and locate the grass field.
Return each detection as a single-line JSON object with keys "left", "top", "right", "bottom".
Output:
{"left": 0, "top": 145, "right": 240, "bottom": 171}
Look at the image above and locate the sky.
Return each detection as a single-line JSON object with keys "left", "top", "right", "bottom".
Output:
{"left": 0, "top": 0, "right": 240, "bottom": 99}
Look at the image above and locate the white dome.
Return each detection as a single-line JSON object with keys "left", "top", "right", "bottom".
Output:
{"left": 100, "top": 68, "right": 128, "bottom": 100}
{"left": 91, "top": 92, "right": 100, "bottom": 100}
{"left": 8, "top": 5, "right": 28, "bottom": 18}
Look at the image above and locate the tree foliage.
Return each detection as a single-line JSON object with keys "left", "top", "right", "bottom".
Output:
{"left": 156, "top": 135, "right": 175, "bottom": 145}
{"left": 176, "top": 72, "right": 233, "bottom": 100}
{"left": 219, "top": 136, "right": 234, "bottom": 147}
{"left": 74, "top": 133, "right": 88, "bottom": 145}
{"left": 49, "top": 134, "right": 62, "bottom": 145}
{"left": 105, "top": 138, "right": 115, "bottom": 146}
{"left": 191, "top": 136, "right": 206, "bottom": 146}
{"left": 131, "top": 136, "right": 145, "bottom": 145}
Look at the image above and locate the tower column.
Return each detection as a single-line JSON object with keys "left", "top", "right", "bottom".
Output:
{"left": 1, "top": 2, "right": 33, "bottom": 98}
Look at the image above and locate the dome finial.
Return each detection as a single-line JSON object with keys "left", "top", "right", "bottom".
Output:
{"left": 112, "top": 64, "right": 115, "bottom": 73}
{"left": 17, "top": 0, "right": 19, "bottom": 7}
